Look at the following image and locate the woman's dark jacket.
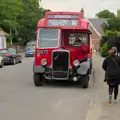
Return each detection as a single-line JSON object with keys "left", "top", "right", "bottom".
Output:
{"left": 102, "top": 55, "right": 120, "bottom": 85}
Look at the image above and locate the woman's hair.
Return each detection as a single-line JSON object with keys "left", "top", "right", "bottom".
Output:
{"left": 111, "top": 46, "right": 117, "bottom": 53}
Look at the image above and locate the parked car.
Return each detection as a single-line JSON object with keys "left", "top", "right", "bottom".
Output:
{"left": 25, "top": 47, "right": 35, "bottom": 57}
{"left": 25, "top": 41, "right": 35, "bottom": 57}
{"left": 0, "top": 48, "right": 22, "bottom": 65}
{"left": 0, "top": 55, "right": 3, "bottom": 68}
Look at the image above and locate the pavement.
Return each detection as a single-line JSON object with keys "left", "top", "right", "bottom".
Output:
{"left": 86, "top": 54, "right": 120, "bottom": 120}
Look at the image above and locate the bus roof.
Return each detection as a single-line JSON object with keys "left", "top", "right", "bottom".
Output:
{"left": 37, "top": 12, "right": 89, "bottom": 30}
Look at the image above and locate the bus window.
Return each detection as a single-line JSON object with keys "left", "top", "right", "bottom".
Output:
{"left": 69, "top": 33, "right": 88, "bottom": 47}
{"left": 38, "top": 28, "right": 59, "bottom": 48}
{"left": 69, "top": 34, "right": 76, "bottom": 45}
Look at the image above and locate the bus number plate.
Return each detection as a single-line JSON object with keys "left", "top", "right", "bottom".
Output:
{"left": 39, "top": 50, "right": 48, "bottom": 54}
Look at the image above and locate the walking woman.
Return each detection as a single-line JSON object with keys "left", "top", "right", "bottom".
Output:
{"left": 102, "top": 47, "right": 120, "bottom": 104}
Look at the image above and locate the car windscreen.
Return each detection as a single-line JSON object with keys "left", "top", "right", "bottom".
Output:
{"left": 38, "top": 28, "right": 59, "bottom": 48}
{"left": 26, "top": 47, "right": 34, "bottom": 50}
{"left": 0, "top": 50, "right": 8, "bottom": 56}
{"left": 7, "top": 48, "right": 16, "bottom": 54}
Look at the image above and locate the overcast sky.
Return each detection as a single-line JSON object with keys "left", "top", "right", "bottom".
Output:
{"left": 41, "top": 0, "right": 120, "bottom": 18}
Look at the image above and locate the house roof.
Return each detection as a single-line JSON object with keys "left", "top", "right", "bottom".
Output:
{"left": 88, "top": 18, "right": 107, "bottom": 36}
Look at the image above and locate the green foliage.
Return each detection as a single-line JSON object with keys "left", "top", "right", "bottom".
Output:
{"left": 104, "top": 30, "right": 120, "bottom": 36}
{"left": 0, "top": 0, "right": 22, "bottom": 32}
{"left": 0, "top": 0, "right": 50, "bottom": 44}
{"left": 100, "top": 30, "right": 120, "bottom": 47}
{"left": 100, "top": 30, "right": 120, "bottom": 56}
{"left": 100, "top": 42, "right": 109, "bottom": 57}
{"left": 96, "top": 10, "right": 116, "bottom": 19}
{"left": 100, "top": 34, "right": 109, "bottom": 47}
{"left": 103, "top": 17, "right": 120, "bottom": 31}
{"left": 97, "top": 10, "right": 120, "bottom": 56}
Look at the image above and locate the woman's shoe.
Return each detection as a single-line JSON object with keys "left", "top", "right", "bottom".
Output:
{"left": 113, "top": 99, "right": 119, "bottom": 103}
{"left": 108, "top": 96, "right": 112, "bottom": 104}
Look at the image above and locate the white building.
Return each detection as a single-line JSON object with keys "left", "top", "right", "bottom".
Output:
{"left": 0, "top": 28, "right": 8, "bottom": 49}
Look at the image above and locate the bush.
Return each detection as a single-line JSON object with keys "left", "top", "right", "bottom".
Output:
{"left": 100, "top": 42, "right": 109, "bottom": 57}
{"left": 100, "top": 34, "right": 109, "bottom": 47}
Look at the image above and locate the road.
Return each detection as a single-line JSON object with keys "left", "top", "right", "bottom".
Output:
{"left": 0, "top": 57, "right": 94, "bottom": 120}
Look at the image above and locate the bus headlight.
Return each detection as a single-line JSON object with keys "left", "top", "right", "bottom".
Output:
{"left": 73, "top": 60, "right": 79, "bottom": 67}
{"left": 41, "top": 59, "right": 47, "bottom": 66}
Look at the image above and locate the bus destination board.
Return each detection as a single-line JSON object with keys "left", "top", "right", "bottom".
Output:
{"left": 47, "top": 14, "right": 79, "bottom": 26}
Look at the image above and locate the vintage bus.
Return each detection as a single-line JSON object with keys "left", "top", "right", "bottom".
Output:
{"left": 33, "top": 12, "right": 92, "bottom": 88}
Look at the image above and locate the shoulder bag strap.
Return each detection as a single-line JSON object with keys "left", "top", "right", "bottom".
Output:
{"left": 111, "top": 57, "right": 120, "bottom": 72}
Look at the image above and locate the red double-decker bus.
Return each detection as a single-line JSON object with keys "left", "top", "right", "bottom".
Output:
{"left": 33, "top": 11, "right": 92, "bottom": 88}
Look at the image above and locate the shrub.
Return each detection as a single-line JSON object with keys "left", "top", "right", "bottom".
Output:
{"left": 100, "top": 42, "right": 109, "bottom": 57}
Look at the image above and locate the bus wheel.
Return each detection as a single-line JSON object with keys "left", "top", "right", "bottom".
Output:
{"left": 81, "top": 75, "right": 89, "bottom": 88}
{"left": 33, "top": 73, "right": 43, "bottom": 86}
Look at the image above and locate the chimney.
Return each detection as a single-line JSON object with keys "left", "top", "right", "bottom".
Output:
{"left": 81, "top": 8, "right": 84, "bottom": 17}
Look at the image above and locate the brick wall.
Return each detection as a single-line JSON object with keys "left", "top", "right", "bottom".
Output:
{"left": 91, "top": 28, "right": 101, "bottom": 51}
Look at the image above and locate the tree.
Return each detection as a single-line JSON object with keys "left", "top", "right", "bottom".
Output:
{"left": 0, "top": 0, "right": 50, "bottom": 44}
{"left": 103, "top": 17, "right": 120, "bottom": 31}
{"left": 16, "top": 0, "right": 48, "bottom": 44}
{"left": 96, "top": 10, "right": 116, "bottom": 19}
{"left": 100, "top": 30, "right": 120, "bottom": 56}
{"left": 96, "top": 10, "right": 120, "bottom": 56}
{"left": 100, "top": 42, "right": 109, "bottom": 57}
{"left": 0, "top": 0, "right": 23, "bottom": 43}
{"left": 100, "top": 34, "right": 109, "bottom": 47}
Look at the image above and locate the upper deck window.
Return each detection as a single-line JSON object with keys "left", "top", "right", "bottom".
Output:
{"left": 38, "top": 28, "right": 59, "bottom": 48}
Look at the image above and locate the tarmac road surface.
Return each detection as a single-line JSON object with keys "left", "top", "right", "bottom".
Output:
{"left": 0, "top": 57, "right": 94, "bottom": 120}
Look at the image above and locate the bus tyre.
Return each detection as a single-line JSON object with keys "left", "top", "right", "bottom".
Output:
{"left": 81, "top": 75, "right": 89, "bottom": 88}
{"left": 34, "top": 73, "right": 43, "bottom": 86}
